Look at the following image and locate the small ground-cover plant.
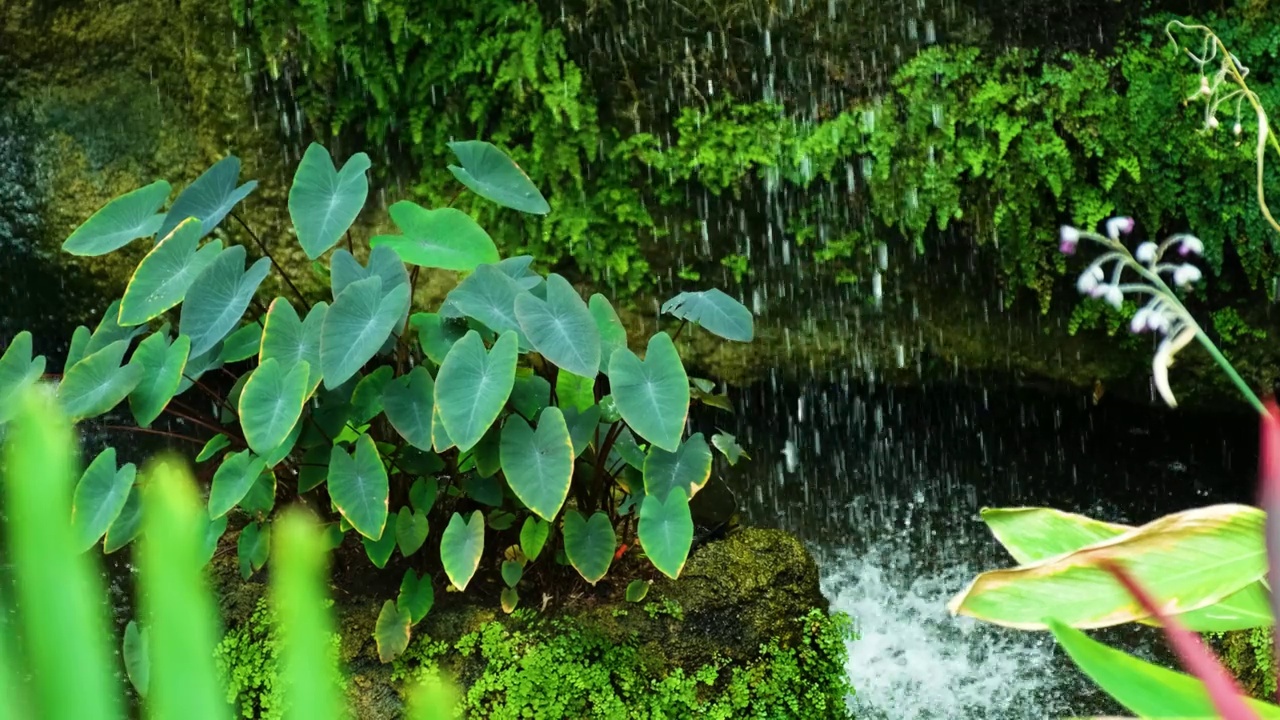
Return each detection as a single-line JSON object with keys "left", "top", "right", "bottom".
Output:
{"left": 0, "top": 386, "right": 455, "bottom": 718}
{"left": 948, "top": 20, "right": 1280, "bottom": 719}
{"left": 0, "top": 139, "right": 755, "bottom": 662}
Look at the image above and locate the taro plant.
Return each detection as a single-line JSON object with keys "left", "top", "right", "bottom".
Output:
{"left": 0, "top": 385, "right": 456, "bottom": 718}
{"left": 0, "top": 139, "right": 753, "bottom": 662}
{"left": 947, "top": 21, "right": 1280, "bottom": 719}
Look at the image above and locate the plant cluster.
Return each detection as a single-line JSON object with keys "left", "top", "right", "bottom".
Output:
{"left": 0, "top": 139, "right": 754, "bottom": 663}
{"left": 0, "top": 388, "right": 454, "bottom": 718}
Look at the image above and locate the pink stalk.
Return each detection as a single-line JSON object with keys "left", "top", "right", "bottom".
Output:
{"left": 1103, "top": 561, "right": 1260, "bottom": 720}
{"left": 1258, "top": 397, "right": 1280, "bottom": 703}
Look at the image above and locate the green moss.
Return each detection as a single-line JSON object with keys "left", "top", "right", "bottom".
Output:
{"left": 387, "top": 608, "right": 855, "bottom": 720}
{"left": 1214, "top": 627, "right": 1277, "bottom": 700}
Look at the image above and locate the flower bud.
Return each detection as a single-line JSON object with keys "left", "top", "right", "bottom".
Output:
{"left": 1235, "top": 122, "right": 1243, "bottom": 137}
{"left": 1208, "top": 116, "right": 1220, "bottom": 130}
{"left": 1177, "top": 235, "right": 1204, "bottom": 257}
{"left": 1059, "top": 225, "right": 1080, "bottom": 255}
{"left": 1199, "top": 75, "right": 1212, "bottom": 96}
{"left": 1104, "top": 285, "right": 1124, "bottom": 309}
{"left": 1135, "top": 242, "right": 1157, "bottom": 264}
{"left": 1105, "top": 216, "right": 1135, "bottom": 240}
{"left": 1077, "top": 271, "right": 1100, "bottom": 294}
{"left": 1173, "top": 264, "right": 1203, "bottom": 287}
{"left": 1130, "top": 308, "right": 1151, "bottom": 334}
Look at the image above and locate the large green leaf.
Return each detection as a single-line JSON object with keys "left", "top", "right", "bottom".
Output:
{"left": 496, "top": 255, "right": 543, "bottom": 290}
{"left": 350, "top": 366, "right": 394, "bottom": 424}
{"left": 643, "top": 432, "right": 712, "bottom": 500}
{"left": 948, "top": 504, "right": 1267, "bottom": 630}
{"left": 119, "top": 218, "right": 223, "bottom": 325}
{"left": 447, "top": 141, "right": 550, "bottom": 214}
{"left": 638, "top": 487, "right": 693, "bottom": 579}
{"left": 175, "top": 342, "right": 225, "bottom": 396}
{"left": 982, "top": 506, "right": 1273, "bottom": 631}
{"left": 70, "top": 448, "right": 137, "bottom": 551}
{"left": 260, "top": 298, "right": 327, "bottom": 396}
{"left": 128, "top": 333, "right": 191, "bottom": 428}
{"left": 57, "top": 340, "right": 144, "bottom": 421}
{"left": 520, "top": 517, "right": 549, "bottom": 561}
{"left": 562, "top": 511, "right": 615, "bottom": 584}
{"left": 157, "top": 155, "right": 257, "bottom": 240}
{"left": 444, "top": 264, "right": 532, "bottom": 347}
{"left": 85, "top": 300, "right": 145, "bottom": 359}
{"left": 208, "top": 450, "right": 269, "bottom": 518}
{"left": 1047, "top": 619, "right": 1280, "bottom": 718}
{"left": 661, "top": 289, "right": 754, "bottom": 342}
{"left": 383, "top": 366, "right": 436, "bottom": 451}
{"left": 434, "top": 330, "right": 518, "bottom": 451}
{"left": 441, "top": 511, "right": 485, "bottom": 591}
{"left": 588, "top": 294, "right": 627, "bottom": 373}
{"left": 289, "top": 143, "right": 371, "bottom": 259}
{"left": 66, "top": 325, "right": 91, "bottom": 372}
{"left": 217, "top": 323, "right": 263, "bottom": 364}
{"left": 563, "top": 404, "right": 601, "bottom": 457}
{"left": 370, "top": 202, "right": 499, "bottom": 271}
{"left": 398, "top": 570, "right": 434, "bottom": 624}
{"left": 515, "top": 274, "right": 600, "bottom": 378}
{"left": 362, "top": 524, "right": 397, "bottom": 568}
{"left": 0, "top": 331, "right": 46, "bottom": 424}
{"left": 180, "top": 245, "right": 271, "bottom": 357}
{"left": 330, "top": 246, "right": 409, "bottom": 301}
{"left": 510, "top": 373, "right": 551, "bottom": 420}
{"left": 62, "top": 180, "right": 170, "bottom": 256}
{"left": 374, "top": 600, "right": 411, "bottom": 663}
{"left": 608, "top": 333, "right": 689, "bottom": 452}
{"left": 556, "top": 370, "right": 595, "bottom": 414}
{"left": 103, "top": 485, "right": 142, "bottom": 553}
{"left": 239, "top": 358, "right": 310, "bottom": 456}
{"left": 238, "top": 520, "right": 270, "bottom": 578}
{"left": 320, "top": 276, "right": 411, "bottom": 389}
{"left": 327, "top": 434, "right": 389, "bottom": 540}
{"left": 500, "top": 407, "right": 572, "bottom": 521}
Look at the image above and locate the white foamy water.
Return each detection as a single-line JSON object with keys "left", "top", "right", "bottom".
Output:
{"left": 818, "top": 544, "right": 1094, "bottom": 719}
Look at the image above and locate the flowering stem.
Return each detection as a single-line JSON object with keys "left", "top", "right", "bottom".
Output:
{"left": 1191, "top": 331, "right": 1268, "bottom": 416}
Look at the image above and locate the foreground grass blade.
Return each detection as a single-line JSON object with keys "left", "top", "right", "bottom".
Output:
{"left": 1104, "top": 561, "right": 1258, "bottom": 719}
{"left": 271, "top": 510, "right": 347, "bottom": 720}
{"left": 137, "top": 458, "right": 230, "bottom": 720}
{"left": 3, "top": 388, "right": 121, "bottom": 720}
{"left": 1048, "top": 619, "right": 1280, "bottom": 718}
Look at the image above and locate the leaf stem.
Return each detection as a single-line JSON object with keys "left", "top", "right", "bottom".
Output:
{"left": 230, "top": 212, "right": 313, "bottom": 313}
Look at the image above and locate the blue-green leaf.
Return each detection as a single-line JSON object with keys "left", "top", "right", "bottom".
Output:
{"left": 383, "top": 366, "right": 436, "bottom": 451}
{"left": 260, "top": 298, "right": 326, "bottom": 396}
{"left": 180, "top": 245, "right": 271, "bottom": 357}
{"left": 661, "top": 289, "right": 754, "bottom": 342}
{"left": 289, "top": 143, "right": 371, "bottom": 259}
{"left": 370, "top": 202, "right": 498, "bottom": 271}
{"left": 447, "top": 141, "right": 550, "bottom": 214}
{"left": 158, "top": 155, "right": 257, "bottom": 240}
{"left": 500, "top": 407, "right": 572, "bottom": 521}
{"left": 443, "top": 264, "right": 532, "bottom": 347}
{"left": 128, "top": 333, "right": 191, "bottom": 428}
{"left": 562, "top": 511, "right": 615, "bottom": 584}
{"left": 515, "top": 274, "right": 599, "bottom": 378}
{"left": 63, "top": 180, "right": 170, "bottom": 256}
{"left": 239, "top": 358, "right": 310, "bottom": 457}
{"left": 57, "top": 340, "right": 144, "bottom": 421}
{"left": 638, "top": 488, "right": 693, "bottom": 579}
{"left": 327, "top": 434, "right": 389, "bottom": 540}
{"left": 120, "top": 218, "right": 223, "bottom": 325}
{"left": 608, "top": 333, "right": 689, "bottom": 452}
{"left": 208, "top": 450, "right": 268, "bottom": 518}
{"left": 0, "top": 331, "right": 46, "bottom": 424}
{"left": 320, "top": 277, "right": 411, "bottom": 389}
{"left": 434, "top": 330, "right": 518, "bottom": 451}
{"left": 71, "top": 448, "right": 137, "bottom": 551}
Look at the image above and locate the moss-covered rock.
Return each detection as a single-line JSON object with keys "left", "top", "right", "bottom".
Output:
{"left": 1215, "top": 627, "right": 1277, "bottom": 701}
{"left": 211, "top": 526, "right": 852, "bottom": 719}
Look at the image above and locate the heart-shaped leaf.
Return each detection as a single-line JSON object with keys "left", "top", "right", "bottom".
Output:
{"left": 710, "top": 432, "right": 749, "bottom": 466}
{"left": 383, "top": 366, "right": 436, "bottom": 451}
{"left": 158, "top": 155, "right": 257, "bottom": 240}
{"left": 71, "top": 448, "right": 137, "bottom": 551}
{"left": 501, "top": 407, "right": 573, "bottom": 521}
{"left": 350, "top": 366, "right": 394, "bottom": 424}
{"left": 104, "top": 485, "right": 142, "bottom": 553}
{"left": 238, "top": 521, "right": 270, "bottom": 578}
{"left": 370, "top": 202, "right": 499, "bottom": 271}
{"left": 510, "top": 374, "right": 551, "bottom": 420}
{"left": 501, "top": 560, "right": 523, "bottom": 588}
{"left": 329, "top": 246, "right": 409, "bottom": 301}
{"left": 588, "top": 294, "right": 627, "bottom": 373}
{"left": 0, "top": 331, "right": 47, "bottom": 424}
{"left": 410, "top": 313, "right": 467, "bottom": 365}
{"left": 239, "top": 358, "right": 311, "bottom": 456}
{"left": 63, "top": 180, "right": 170, "bottom": 256}
{"left": 320, "top": 276, "right": 411, "bottom": 389}
{"left": 661, "top": 289, "right": 754, "bottom": 342}
{"left": 398, "top": 570, "right": 435, "bottom": 624}
{"left": 208, "top": 450, "right": 269, "bottom": 518}
{"left": 128, "top": 333, "right": 191, "bottom": 428}
{"left": 520, "top": 517, "right": 549, "bottom": 561}
{"left": 556, "top": 370, "right": 595, "bottom": 413}
{"left": 374, "top": 600, "right": 411, "bottom": 663}
{"left": 515, "top": 274, "right": 600, "bottom": 378}
{"left": 65, "top": 325, "right": 91, "bottom": 372}
{"left": 639, "top": 488, "right": 693, "bottom": 579}
{"left": 327, "top": 434, "right": 389, "bottom": 540}
{"left": 495, "top": 256, "right": 543, "bottom": 290}
{"left": 120, "top": 218, "right": 224, "bottom": 325}
{"left": 289, "top": 143, "right": 371, "bottom": 259}
{"left": 441, "top": 511, "right": 485, "bottom": 590}
{"left": 608, "top": 333, "right": 689, "bottom": 452}
{"left": 395, "top": 506, "right": 429, "bottom": 557}
{"left": 58, "top": 340, "right": 144, "bottom": 421}
{"left": 625, "top": 580, "right": 651, "bottom": 603}
{"left": 643, "top": 432, "right": 712, "bottom": 500}
{"left": 122, "top": 620, "right": 150, "bottom": 696}
{"left": 563, "top": 511, "right": 615, "bottom": 584}
{"left": 362, "top": 524, "right": 397, "bottom": 568}
{"left": 410, "top": 477, "right": 438, "bottom": 515}
{"left": 562, "top": 404, "right": 601, "bottom": 457}
{"left": 443, "top": 264, "right": 532, "bottom": 347}
{"left": 447, "top": 141, "right": 550, "bottom": 214}
{"left": 86, "top": 300, "right": 145, "bottom": 359}
{"left": 200, "top": 514, "right": 228, "bottom": 566}
{"left": 261, "top": 298, "right": 327, "bottom": 396}
{"left": 240, "top": 466, "right": 276, "bottom": 516}
{"left": 180, "top": 245, "right": 271, "bottom": 357}
{"left": 217, "top": 323, "right": 263, "bottom": 364}
{"left": 434, "top": 330, "right": 518, "bottom": 451}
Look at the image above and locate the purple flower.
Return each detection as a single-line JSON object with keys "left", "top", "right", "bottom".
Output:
{"left": 1059, "top": 226, "right": 1080, "bottom": 255}
{"left": 1177, "top": 235, "right": 1205, "bottom": 257}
